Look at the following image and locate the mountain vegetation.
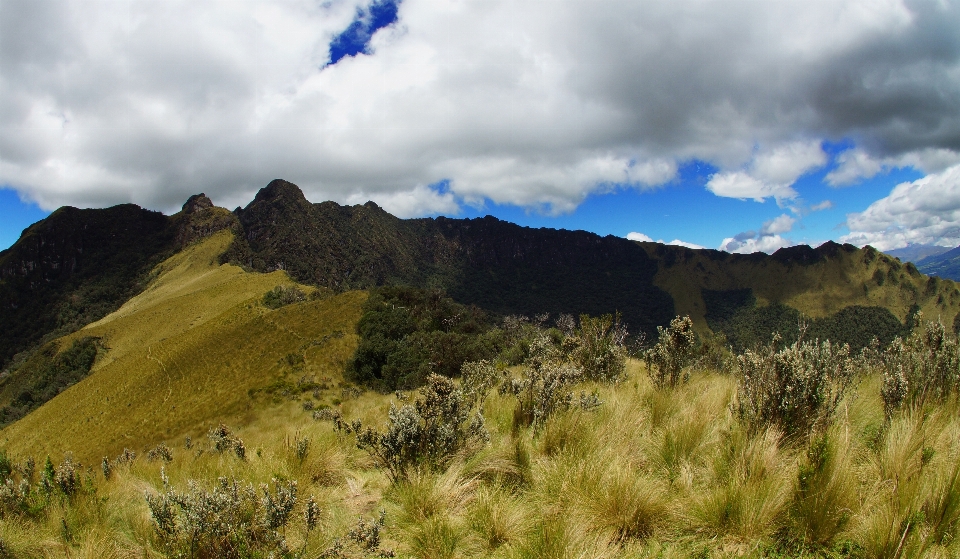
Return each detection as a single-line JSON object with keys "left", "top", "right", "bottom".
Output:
{"left": 3, "top": 180, "right": 960, "bottom": 557}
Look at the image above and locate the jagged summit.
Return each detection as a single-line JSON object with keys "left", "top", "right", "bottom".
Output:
{"left": 181, "top": 193, "right": 214, "bottom": 214}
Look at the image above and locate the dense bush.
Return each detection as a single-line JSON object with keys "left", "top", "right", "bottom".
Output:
{"left": 348, "top": 286, "right": 500, "bottom": 390}
{"left": 0, "top": 337, "right": 100, "bottom": 427}
{"left": 881, "top": 316, "right": 960, "bottom": 417}
{"left": 354, "top": 373, "right": 491, "bottom": 482}
{"left": 262, "top": 285, "right": 306, "bottom": 309}
{"left": 735, "top": 332, "right": 857, "bottom": 439}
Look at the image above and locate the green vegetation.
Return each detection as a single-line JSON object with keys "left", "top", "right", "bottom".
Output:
{"left": 262, "top": 285, "right": 307, "bottom": 308}
{"left": 348, "top": 286, "right": 500, "bottom": 390}
{"left": 0, "top": 337, "right": 100, "bottom": 428}
{"left": 705, "top": 291, "right": 910, "bottom": 352}
{"left": 3, "top": 317, "right": 960, "bottom": 557}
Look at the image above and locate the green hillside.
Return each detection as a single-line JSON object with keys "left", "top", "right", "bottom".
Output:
{"left": 638, "top": 241, "right": 960, "bottom": 347}
{"left": 0, "top": 231, "right": 365, "bottom": 464}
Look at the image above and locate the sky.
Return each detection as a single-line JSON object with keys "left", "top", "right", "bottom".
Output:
{"left": 2, "top": 0, "right": 960, "bottom": 253}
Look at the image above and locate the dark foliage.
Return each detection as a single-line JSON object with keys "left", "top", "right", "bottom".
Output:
{"left": 0, "top": 337, "right": 100, "bottom": 427}
{"left": 348, "top": 286, "right": 500, "bottom": 391}
{"left": 704, "top": 290, "right": 909, "bottom": 353}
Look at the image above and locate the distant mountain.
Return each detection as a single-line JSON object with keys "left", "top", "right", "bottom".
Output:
{"left": 884, "top": 244, "right": 952, "bottom": 263}
{"left": 916, "top": 245, "right": 960, "bottom": 282}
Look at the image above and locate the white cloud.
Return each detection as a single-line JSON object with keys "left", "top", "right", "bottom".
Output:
{"left": 345, "top": 184, "right": 458, "bottom": 218}
{"left": 706, "top": 141, "right": 826, "bottom": 202}
{"left": 666, "top": 239, "right": 706, "bottom": 250}
{"left": 626, "top": 232, "right": 704, "bottom": 249}
{"left": 810, "top": 200, "right": 834, "bottom": 212}
{"left": 719, "top": 234, "right": 794, "bottom": 254}
{"left": 720, "top": 212, "right": 798, "bottom": 253}
{"left": 841, "top": 163, "right": 960, "bottom": 251}
{"left": 761, "top": 214, "right": 796, "bottom": 236}
{"left": 825, "top": 149, "right": 885, "bottom": 186}
{"left": 826, "top": 148, "right": 960, "bottom": 187}
{"left": 0, "top": 0, "right": 958, "bottom": 218}
{"left": 626, "top": 232, "right": 654, "bottom": 242}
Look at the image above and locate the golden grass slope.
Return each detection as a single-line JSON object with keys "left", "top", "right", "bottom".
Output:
{"left": 639, "top": 242, "right": 960, "bottom": 332}
{"left": 0, "top": 231, "right": 366, "bottom": 464}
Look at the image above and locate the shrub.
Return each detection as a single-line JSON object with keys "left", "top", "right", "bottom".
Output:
{"left": 208, "top": 423, "right": 246, "bottom": 460}
{"left": 147, "top": 443, "right": 173, "bottom": 463}
{"left": 572, "top": 313, "right": 628, "bottom": 382}
{"left": 501, "top": 333, "right": 600, "bottom": 431}
{"left": 54, "top": 455, "right": 80, "bottom": 497}
{"left": 735, "top": 332, "right": 856, "bottom": 439}
{"left": 145, "top": 476, "right": 301, "bottom": 558}
{"left": 645, "top": 316, "right": 697, "bottom": 388}
{"left": 881, "top": 317, "right": 960, "bottom": 417}
{"left": 354, "top": 373, "right": 489, "bottom": 482}
{"left": 262, "top": 285, "right": 306, "bottom": 309}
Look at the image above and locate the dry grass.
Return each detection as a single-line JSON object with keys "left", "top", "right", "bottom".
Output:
{"left": 0, "top": 231, "right": 364, "bottom": 464}
{"left": 4, "top": 239, "right": 960, "bottom": 556}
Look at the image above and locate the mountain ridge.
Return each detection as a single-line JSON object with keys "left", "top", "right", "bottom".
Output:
{"left": 4, "top": 178, "right": 960, "bottom": 373}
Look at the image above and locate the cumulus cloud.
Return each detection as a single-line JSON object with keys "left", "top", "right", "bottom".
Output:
{"left": 719, "top": 213, "right": 799, "bottom": 253}
{"left": 841, "top": 163, "right": 960, "bottom": 250}
{"left": 345, "top": 183, "right": 458, "bottom": 218}
{"left": 706, "top": 141, "right": 827, "bottom": 202}
{"left": 827, "top": 148, "right": 960, "bottom": 186}
{"left": 626, "top": 232, "right": 705, "bottom": 249}
{"left": 761, "top": 214, "right": 796, "bottom": 236}
{"left": 1, "top": 0, "right": 959, "bottom": 216}
{"left": 719, "top": 234, "right": 794, "bottom": 254}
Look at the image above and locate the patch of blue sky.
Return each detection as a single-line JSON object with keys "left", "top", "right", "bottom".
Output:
{"left": 0, "top": 189, "right": 49, "bottom": 251}
{"left": 328, "top": 0, "right": 400, "bottom": 65}
{"left": 452, "top": 142, "right": 929, "bottom": 251}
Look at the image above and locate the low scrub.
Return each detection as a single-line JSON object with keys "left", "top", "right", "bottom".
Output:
{"left": 881, "top": 316, "right": 960, "bottom": 417}
{"left": 735, "top": 331, "right": 857, "bottom": 439}
{"left": 353, "top": 373, "right": 491, "bottom": 482}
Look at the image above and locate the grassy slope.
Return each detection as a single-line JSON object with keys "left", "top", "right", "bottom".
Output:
{"left": 4, "top": 360, "right": 960, "bottom": 558}
{"left": 640, "top": 242, "right": 960, "bottom": 333}
{"left": 0, "top": 231, "right": 366, "bottom": 464}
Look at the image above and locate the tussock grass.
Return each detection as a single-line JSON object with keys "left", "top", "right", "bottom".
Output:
{"left": 6, "top": 362, "right": 960, "bottom": 557}
{"left": 4, "top": 242, "right": 960, "bottom": 558}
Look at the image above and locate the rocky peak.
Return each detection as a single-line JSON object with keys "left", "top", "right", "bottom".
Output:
{"left": 182, "top": 193, "right": 214, "bottom": 214}
{"left": 253, "top": 179, "right": 309, "bottom": 206}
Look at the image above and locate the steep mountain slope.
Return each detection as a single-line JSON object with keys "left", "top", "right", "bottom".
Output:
{"left": 0, "top": 231, "right": 365, "bottom": 464}
{"left": 224, "top": 179, "right": 676, "bottom": 335}
{"left": 0, "top": 193, "right": 236, "bottom": 370}
{"left": 916, "top": 245, "right": 960, "bottom": 281}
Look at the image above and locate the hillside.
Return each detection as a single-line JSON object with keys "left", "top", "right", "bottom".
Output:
{"left": 0, "top": 193, "right": 237, "bottom": 370}
{"left": 639, "top": 241, "right": 960, "bottom": 348}
{"left": 0, "top": 231, "right": 365, "bottom": 464}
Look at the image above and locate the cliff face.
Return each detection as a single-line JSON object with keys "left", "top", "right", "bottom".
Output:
{"left": 219, "top": 180, "right": 675, "bottom": 335}
{"left": 0, "top": 194, "right": 239, "bottom": 369}
{"left": 0, "top": 204, "right": 176, "bottom": 368}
